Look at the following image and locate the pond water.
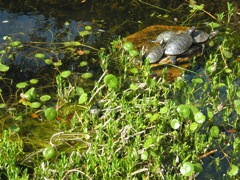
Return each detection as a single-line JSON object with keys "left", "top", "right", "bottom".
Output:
{"left": 0, "top": 1, "right": 240, "bottom": 179}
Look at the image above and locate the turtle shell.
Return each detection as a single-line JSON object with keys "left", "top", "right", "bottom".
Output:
{"left": 144, "top": 46, "right": 164, "bottom": 63}
{"left": 165, "top": 33, "right": 193, "bottom": 55}
{"left": 155, "top": 31, "right": 177, "bottom": 43}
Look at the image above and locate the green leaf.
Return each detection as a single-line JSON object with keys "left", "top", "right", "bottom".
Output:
{"left": 16, "top": 82, "right": 28, "bottom": 89}
{"left": 30, "top": 102, "right": 42, "bottom": 109}
{"left": 234, "top": 100, "right": 240, "bottom": 114}
{"left": 0, "top": 103, "right": 7, "bottom": 108}
{"left": 81, "top": 72, "right": 93, "bottom": 79}
{"left": 35, "top": 53, "right": 45, "bottom": 59}
{"left": 130, "top": 83, "right": 138, "bottom": 90}
{"left": 150, "top": 113, "right": 160, "bottom": 122}
{"left": 228, "top": 165, "right": 239, "bottom": 176}
{"left": 45, "top": 107, "right": 58, "bottom": 120}
{"left": 79, "top": 30, "right": 91, "bottom": 37}
{"left": 40, "top": 95, "right": 51, "bottom": 102}
{"left": 60, "top": 70, "right": 71, "bottom": 78}
{"left": 85, "top": 25, "right": 92, "bottom": 30}
{"left": 30, "top": 79, "right": 39, "bottom": 84}
{"left": 170, "top": 119, "right": 181, "bottom": 129}
{"left": 123, "top": 42, "right": 134, "bottom": 51}
{"left": 190, "top": 122, "right": 198, "bottom": 131}
{"left": 141, "top": 151, "right": 148, "bottom": 161}
{"left": 160, "top": 106, "right": 168, "bottom": 114}
{"left": 144, "top": 137, "right": 153, "bottom": 149}
{"left": 210, "top": 126, "right": 220, "bottom": 138}
{"left": 129, "top": 49, "right": 139, "bottom": 57}
{"left": 24, "top": 87, "right": 37, "bottom": 102}
{"left": 104, "top": 74, "right": 118, "bottom": 89}
{"left": 0, "top": 63, "right": 9, "bottom": 72}
{"left": 180, "top": 162, "right": 194, "bottom": 177}
{"left": 194, "top": 112, "right": 206, "bottom": 123}
{"left": 11, "top": 41, "right": 21, "bottom": 47}
{"left": 78, "top": 93, "right": 88, "bottom": 104}
{"left": 79, "top": 61, "right": 88, "bottom": 67}
{"left": 177, "top": 104, "right": 191, "bottom": 118}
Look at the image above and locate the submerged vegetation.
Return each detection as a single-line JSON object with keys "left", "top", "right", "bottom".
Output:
{"left": 0, "top": 1, "right": 240, "bottom": 179}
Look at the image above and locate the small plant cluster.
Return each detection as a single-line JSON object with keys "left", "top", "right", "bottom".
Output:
{"left": 0, "top": 2, "right": 240, "bottom": 179}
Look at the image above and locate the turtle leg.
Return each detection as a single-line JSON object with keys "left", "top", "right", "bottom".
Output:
{"left": 201, "top": 44, "right": 205, "bottom": 55}
{"left": 170, "top": 56, "right": 177, "bottom": 64}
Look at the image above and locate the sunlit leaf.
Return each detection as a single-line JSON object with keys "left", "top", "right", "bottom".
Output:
{"left": 35, "top": 53, "right": 45, "bottom": 59}
{"left": 45, "top": 107, "right": 58, "bottom": 120}
{"left": 60, "top": 70, "right": 71, "bottom": 78}
{"left": 0, "top": 103, "right": 7, "bottom": 108}
{"left": 180, "top": 162, "right": 194, "bottom": 177}
{"left": 144, "top": 136, "right": 153, "bottom": 149}
{"left": 16, "top": 82, "right": 28, "bottom": 89}
{"left": 150, "top": 113, "right": 160, "bottom": 122}
{"left": 177, "top": 104, "right": 191, "bottom": 118}
{"left": 78, "top": 93, "right": 88, "bottom": 104}
{"left": 190, "top": 122, "right": 198, "bottom": 131}
{"left": 40, "top": 95, "right": 51, "bottom": 102}
{"left": 141, "top": 151, "right": 148, "bottom": 161}
{"left": 194, "top": 112, "right": 206, "bottom": 123}
{"left": 228, "top": 165, "right": 239, "bottom": 176}
{"left": 81, "top": 72, "right": 93, "bottom": 79}
{"left": 79, "top": 61, "right": 88, "bottom": 67}
{"left": 0, "top": 63, "right": 9, "bottom": 72}
{"left": 30, "top": 102, "right": 42, "bottom": 109}
{"left": 170, "top": 119, "right": 181, "bottom": 129}
{"left": 210, "top": 126, "right": 220, "bottom": 138}
{"left": 104, "top": 74, "right": 118, "bottom": 89}
{"left": 24, "top": 87, "right": 37, "bottom": 102}
{"left": 79, "top": 30, "right": 91, "bottom": 37}
{"left": 30, "top": 79, "right": 39, "bottom": 84}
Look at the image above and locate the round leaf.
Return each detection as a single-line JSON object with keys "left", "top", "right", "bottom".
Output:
{"left": 79, "top": 61, "right": 88, "bottom": 67}
{"left": 45, "top": 107, "right": 58, "bottom": 120}
{"left": 194, "top": 112, "right": 206, "bottom": 123}
{"left": 30, "top": 102, "right": 42, "bottom": 109}
{"left": 190, "top": 122, "right": 198, "bottom": 131}
{"left": 43, "top": 146, "right": 56, "bottom": 160}
{"left": 30, "top": 79, "right": 39, "bottom": 84}
{"left": 123, "top": 42, "right": 134, "bottom": 51}
{"left": 16, "top": 82, "right": 28, "bottom": 89}
{"left": 60, "top": 70, "right": 71, "bottom": 78}
{"left": 129, "top": 49, "right": 139, "bottom": 57}
{"left": 177, "top": 104, "right": 191, "bottom": 118}
{"left": 210, "top": 126, "right": 220, "bottom": 138}
{"left": 78, "top": 93, "right": 88, "bottom": 104}
{"left": 40, "top": 95, "right": 51, "bottom": 102}
{"left": 81, "top": 72, "right": 93, "bottom": 79}
{"left": 180, "top": 162, "right": 194, "bottom": 177}
{"left": 35, "top": 53, "right": 45, "bottom": 59}
{"left": 104, "top": 74, "right": 118, "bottom": 89}
{"left": 170, "top": 119, "right": 181, "bottom": 129}
{"left": 0, "top": 63, "right": 9, "bottom": 72}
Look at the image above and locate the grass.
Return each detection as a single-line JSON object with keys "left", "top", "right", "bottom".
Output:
{"left": 0, "top": 2, "right": 240, "bottom": 179}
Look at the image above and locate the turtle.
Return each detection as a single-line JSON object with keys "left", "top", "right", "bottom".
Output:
{"left": 164, "top": 26, "right": 196, "bottom": 64}
{"left": 144, "top": 45, "right": 164, "bottom": 64}
{"left": 192, "top": 29, "right": 219, "bottom": 54}
{"left": 154, "top": 30, "right": 177, "bottom": 44}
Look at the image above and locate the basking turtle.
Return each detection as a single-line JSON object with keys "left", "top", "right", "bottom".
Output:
{"left": 154, "top": 30, "right": 177, "bottom": 43}
{"left": 164, "top": 26, "right": 196, "bottom": 64}
{"left": 144, "top": 45, "right": 164, "bottom": 64}
{"left": 192, "top": 29, "right": 219, "bottom": 54}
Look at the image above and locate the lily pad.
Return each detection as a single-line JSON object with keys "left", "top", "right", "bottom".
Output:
{"left": 16, "top": 82, "right": 28, "bottom": 89}
{"left": 45, "top": 107, "right": 58, "bottom": 121}
{"left": 170, "top": 119, "right": 181, "bottom": 129}
{"left": 30, "top": 102, "right": 42, "bottom": 109}
{"left": 81, "top": 72, "right": 93, "bottom": 79}
{"left": 35, "top": 53, "right": 45, "bottom": 59}
{"left": 180, "top": 162, "right": 194, "bottom": 177}
{"left": 40, "top": 95, "right": 51, "bottom": 102}
{"left": 0, "top": 63, "right": 9, "bottom": 72}
{"left": 60, "top": 70, "right": 71, "bottom": 78}
{"left": 104, "top": 74, "right": 118, "bottom": 89}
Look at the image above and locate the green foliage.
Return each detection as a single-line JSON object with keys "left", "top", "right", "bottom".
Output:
{"left": 0, "top": 2, "right": 239, "bottom": 179}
